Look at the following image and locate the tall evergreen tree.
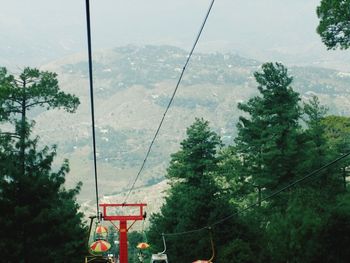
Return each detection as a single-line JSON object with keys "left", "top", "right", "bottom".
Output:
{"left": 231, "top": 65, "right": 350, "bottom": 262}
{"left": 148, "top": 118, "right": 251, "bottom": 263}
{"left": 0, "top": 67, "right": 86, "bottom": 262}
{"left": 224, "top": 62, "right": 350, "bottom": 263}
{"left": 0, "top": 67, "right": 79, "bottom": 174}
{"left": 298, "top": 97, "right": 346, "bottom": 195}
{"left": 299, "top": 97, "right": 330, "bottom": 183}
{"left": 235, "top": 62, "right": 302, "bottom": 197}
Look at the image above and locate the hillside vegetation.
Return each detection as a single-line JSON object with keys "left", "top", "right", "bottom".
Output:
{"left": 31, "top": 45, "right": 350, "bottom": 201}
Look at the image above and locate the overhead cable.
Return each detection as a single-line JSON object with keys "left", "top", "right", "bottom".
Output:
{"left": 85, "top": 0, "right": 100, "bottom": 217}
{"left": 123, "top": 0, "right": 216, "bottom": 204}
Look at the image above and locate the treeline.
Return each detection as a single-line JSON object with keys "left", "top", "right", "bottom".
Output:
{"left": 147, "top": 63, "right": 350, "bottom": 263}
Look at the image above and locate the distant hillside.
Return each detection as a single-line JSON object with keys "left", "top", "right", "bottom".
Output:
{"left": 31, "top": 45, "right": 350, "bottom": 203}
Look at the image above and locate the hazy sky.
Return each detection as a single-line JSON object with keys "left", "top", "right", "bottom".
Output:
{"left": 0, "top": 0, "right": 349, "bottom": 70}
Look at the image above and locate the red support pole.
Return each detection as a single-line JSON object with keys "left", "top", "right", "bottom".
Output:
{"left": 119, "top": 220, "right": 128, "bottom": 263}
{"left": 99, "top": 203, "right": 146, "bottom": 263}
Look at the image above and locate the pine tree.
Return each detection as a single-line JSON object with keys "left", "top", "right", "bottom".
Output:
{"left": 148, "top": 118, "right": 249, "bottom": 263}
{"left": 0, "top": 67, "right": 79, "bottom": 174}
{"left": 235, "top": 62, "right": 302, "bottom": 197}
{"left": 226, "top": 63, "right": 350, "bottom": 263}
{"left": 231, "top": 65, "right": 349, "bottom": 262}
{"left": 0, "top": 67, "right": 86, "bottom": 262}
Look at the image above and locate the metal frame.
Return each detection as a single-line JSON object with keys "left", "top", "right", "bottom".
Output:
{"left": 99, "top": 203, "right": 147, "bottom": 263}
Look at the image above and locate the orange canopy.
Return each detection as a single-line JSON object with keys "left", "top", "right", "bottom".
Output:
{"left": 95, "top": 225, "right": 108, "bottom": 234}
{"left": 136, "top": 242, "right": 150, "bottom": 249}
{"left": 90, "top": 240, "right": 111, "bottom": 253}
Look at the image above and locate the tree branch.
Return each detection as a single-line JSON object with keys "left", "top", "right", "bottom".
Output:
{"left": 3, "top": 107, "right": 22, "bottom": 114}
{"left": 9, "top": 96, "right": 23, "bottom": 104}
{"left": 25, "top": 99, "right": 55, "bottom": 109}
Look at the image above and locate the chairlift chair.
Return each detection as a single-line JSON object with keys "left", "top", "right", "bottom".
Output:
{"left": 85, "top": 255, "right": 114, "bottom": 263}
{"left": 85, "top": 215, "right": 114, "bottom": 263}
{"left": 151, "top": 253, "right": 168, "bottom": 263}
{"left": 150, "top": 234, "right": 169, "bottom": 263}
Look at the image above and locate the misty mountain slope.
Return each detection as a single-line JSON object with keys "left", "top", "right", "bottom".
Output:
{"left": 30, "top": 45, "right": 350, "bottom": 202}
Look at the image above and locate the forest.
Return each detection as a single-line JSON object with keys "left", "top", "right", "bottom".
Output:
{"left": 146, "top": 62, "right": 350, "bottom": 263}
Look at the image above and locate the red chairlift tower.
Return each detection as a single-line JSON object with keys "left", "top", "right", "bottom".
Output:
{"left": 100, "top": 203, "right": 147, "bottom": 263}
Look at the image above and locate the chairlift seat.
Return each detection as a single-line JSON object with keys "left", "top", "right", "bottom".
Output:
{"left": 151, "top": 253, "right": 168, "bottom": 263}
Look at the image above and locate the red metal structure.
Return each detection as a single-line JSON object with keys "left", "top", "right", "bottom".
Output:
{"left": 100, "top": 203, "right": 147, "bottom": 263}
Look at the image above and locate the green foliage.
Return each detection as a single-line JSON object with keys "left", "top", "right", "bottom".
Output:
{"left": 128, "top": 231, "right": 150, "bottom": 263}
{"left": 235, "top": 62, "right": 302, "bottom": 196}
{"left": 0, "top": 67, "right": 79, "bottom": 122}
{"left": 0, "top": 66, "right": 86, "bottom": 262}
{"left": 266, "top": 189, "right": 326, "bottom": 263}
{"left": 299, "top": 96, "right": 341, "bottom": 193}
{"left": 265, "top": 190, "right": 350, "bottom": 263}
{"left": 217, "top": 239, "right": 255, "bottom": 263}
{"left": 222, "top": 63, "right": 349, "bottom": 262}
{"left": 316, "top": 0, "right": 350, "bottom": 49}
{"left": 322, "top": 115, "right": 350, "bottom": 190}
{"left": 146, "top": 62, "right": 350, "bottom": 262}
{"left": 167, "top": 118, "right": 222, "bottom": 183}
{"left": 0, "top": 144, "right": 87, "bottom": 262}
{"left": 216, "top": 147, "right": 256, "bottom": 207}
{"left": 316, "top": 192, "right": 350, "bottom": 263}
{"left": 0, "top": 67, "right": 80, "bottom": 174}
{"left": 148, "top": 119, "right": 216, "bottom": 259}
{"left": 148, "top": 118, "right": 251, "bottom": 262}
{"left": 322, "top": 115, "right": 350, "bottom": 154}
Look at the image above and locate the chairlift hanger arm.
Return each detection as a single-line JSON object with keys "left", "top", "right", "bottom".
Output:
{"left": 160, "top": 233, "right": 167, "bottom": 254}
{"left": 208, "top": 228, "right": 215, "bottom": 262}
{"left": 87, "top": 215, "right": 97, "bottom": 250}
